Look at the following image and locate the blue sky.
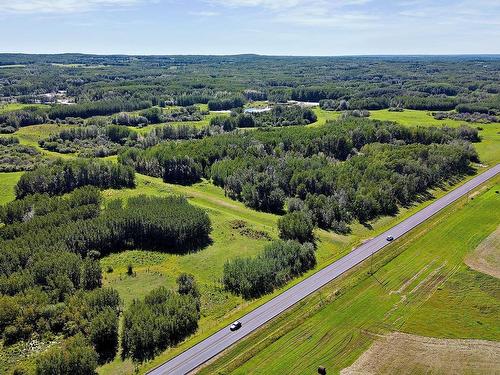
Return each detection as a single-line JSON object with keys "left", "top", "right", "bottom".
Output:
{"left": 1, "top": 0, "right": 499, "bottom": 55}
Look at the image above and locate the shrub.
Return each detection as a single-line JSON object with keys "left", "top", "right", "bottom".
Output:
{"left": 36, "top": 334, "right": 98, "bottom": 375}
{"left": 223, "top": 240, "right": 316, "bottom": 299}
{"left": 278, "top": 211, "right": 314, "bottom": 243}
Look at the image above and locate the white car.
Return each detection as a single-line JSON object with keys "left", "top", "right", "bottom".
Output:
{"left": 230, "top": 321, "right": 242, "bottom": 331}
{"left": 386, "top": 235, "right": 394, "bottom": 241}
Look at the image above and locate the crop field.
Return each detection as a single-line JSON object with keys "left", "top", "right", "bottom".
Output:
{"left": 465, "top": 225, "right": 499, "bottom": 278}
{"left": 341, "top": 332, "right": 500, "bottom": 374}
{"left": 199, "top": 176, "right": 500, "bottom": 375}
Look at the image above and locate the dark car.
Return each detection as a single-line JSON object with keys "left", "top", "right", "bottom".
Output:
{"left": 230, "top": 321, "right": 242, "bottom": 331}
{"left": 386, "top": 235, "right": 394, "bottom": 241}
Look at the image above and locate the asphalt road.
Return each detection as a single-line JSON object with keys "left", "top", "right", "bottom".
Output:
{"left": 149, "top": 164, "right": 500, "bottom": 375}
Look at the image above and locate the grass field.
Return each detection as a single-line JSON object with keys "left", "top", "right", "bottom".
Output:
{"left": 199, "top": 176, "right": 500, "bottom": 375}
{"left": 0, "top": 103, "right": 49, "bottom": 113}
{"left": 370, "top": 109, "right": 500, "bottom": 165}
{"left": 311, "top": 107, "right": 340, "bottom": 126}
{"left": 0, "top": 172, "right": 23, "bottom": 205}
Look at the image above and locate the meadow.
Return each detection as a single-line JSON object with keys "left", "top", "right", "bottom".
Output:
{"left": 200, "top": 176, "right": 500, "bottom": 375}
{"left": 369, "top": 109, "right": 500, "bottom": 165}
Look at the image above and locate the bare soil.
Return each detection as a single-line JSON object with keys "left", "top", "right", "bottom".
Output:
{"left": 341, "top": 332, "right": 500, "bottom": 375}
{"left": 465, "top": 225, "right": 500, "bottom": 279}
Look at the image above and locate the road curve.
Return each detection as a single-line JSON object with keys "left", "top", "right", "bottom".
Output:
{"left": 148, "top": 164, "right": 500, "bottom": 375}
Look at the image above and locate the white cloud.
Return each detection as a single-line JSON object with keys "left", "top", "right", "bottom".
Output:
{"left": 0, "top": 0, "right": 143, "bottom": 14}
{"left": 208, "top": 0, "right": 302, "bottom": 9}
{"left": 210, "top": 0, "right": 372, "bottom": 9}
{"left": 189, "top": 10, "right": 220, "bottom": 17}
{"left": 209, "top": 0, "right": 377, "bottom": 28}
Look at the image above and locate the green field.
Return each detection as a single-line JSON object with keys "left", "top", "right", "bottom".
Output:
{"left": 0, "top": 103, "right": 49, "bottom": 113}
{"left": 0, "top": 172, "right": 23, "bottom": 205}
{"left": 200, "top": 176, "right": 500, "bottom": 375}
{"left": 370, "top": 109, "right": 500, "bottom": 164}
{"left": 311, "top": 107, "right": 340, "bottom": 126}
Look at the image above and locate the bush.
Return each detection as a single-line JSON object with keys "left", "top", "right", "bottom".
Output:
{"left": 121, "top": 286, "right": 200, "bottom": 362}
{"left": 89, "top": 307, "right": 119, "bottom": 363}
{"left": 223, "top": 240, "right": 316, "bottom": 299}
{"left": 36, "top": 334, "right": 98, "bottom": 375}
{"left": 278, "top": 211, "right": 314, "bottom": 243}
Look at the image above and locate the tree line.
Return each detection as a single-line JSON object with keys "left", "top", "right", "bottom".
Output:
{"left": 223, "top": 240, "right": 316, "bottom": 299}
{"left": 48, "top": 99, "right": 151, "bottom": 120}
{"left": 0, "top": 106, "right": 48, "bottom": 133}
{"left": 207, "top": 96, "right": 246, "bottom": 111}
{"left": 15, "top": 158, "right": 136, "bottom": 198}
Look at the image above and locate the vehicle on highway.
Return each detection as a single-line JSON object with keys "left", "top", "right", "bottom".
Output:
{"left": 386, "top": 235, "right": 394, "bottom": 241}
{"left": 230, "top": 321, "right": 242, "bottom": 331}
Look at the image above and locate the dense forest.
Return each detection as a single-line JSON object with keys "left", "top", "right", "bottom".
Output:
{"left": 1, "top": 55, "right": 499, "bottom": 131}
{"left": 119, "top": 118, "right": 478, "bottom": 230}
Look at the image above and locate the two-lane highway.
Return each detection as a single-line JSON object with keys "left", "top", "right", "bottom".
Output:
{"left": 149, "top": 164, "right": 500, "bottom": 375}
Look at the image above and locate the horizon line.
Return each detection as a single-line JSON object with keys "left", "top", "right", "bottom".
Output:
{"left": 1, "top": 52, "right": 500, "bottom": 58}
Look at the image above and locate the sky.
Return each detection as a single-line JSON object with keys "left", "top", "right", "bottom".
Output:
{"left": 0, "top": 0, "right": 499, "bottom": 55}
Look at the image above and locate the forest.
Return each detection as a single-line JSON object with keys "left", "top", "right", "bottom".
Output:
{"left": 15, "top": 158, "right": 136, "bottom": 198}
{"left": 0, "top": 53, "right": 498, "bottom": 375}
{"left": 0, "top": 186, "right": 211, "bottom": 373}
{"left": 1, "top": 55, "right": 500, "bottom": 132}
{"left": 119, "top": 118, "right": 479, "bottom": 230}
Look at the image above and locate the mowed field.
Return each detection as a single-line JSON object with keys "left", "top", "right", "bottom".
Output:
{"left": 199, "top": 176, "right": 500, "bottom": 375}
{"left": 0, "top": 108, "right": 498, "bottom": 374}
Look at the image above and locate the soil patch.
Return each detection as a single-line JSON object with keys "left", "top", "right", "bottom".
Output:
{"left": 341, "top": 332, "right": 500, "bottom": 375}
{"left": 465, "top": 225, "right": 500, "bottom": 279}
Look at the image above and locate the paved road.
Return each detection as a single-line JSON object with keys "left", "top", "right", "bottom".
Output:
{"left": 149, "top": 164, "right": 500, "bottom": 375}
